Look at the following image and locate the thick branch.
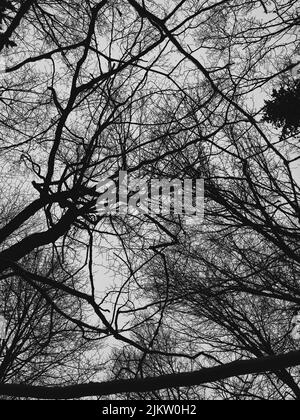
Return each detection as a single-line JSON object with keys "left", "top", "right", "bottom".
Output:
{"left": 1, "top": 350, "right": 300, "bottom": 399}
{"left": 0, "top": 0, "right": 36, "bottom": 52}
{"left": 0, "top": 191, "right": 73, "bottom": 244}
{"left": 0, "top": 208, "right": 78, "bottom": 273}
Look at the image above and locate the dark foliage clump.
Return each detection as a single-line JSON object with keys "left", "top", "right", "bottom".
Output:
{"left": 0, "top": 0, "right": 14, "bottom": 28}
{"left": 0, "top": 0, "right": 17, "bottom": 48}
{"left": 263, "top": 80, "right": 300, "bottom": 135}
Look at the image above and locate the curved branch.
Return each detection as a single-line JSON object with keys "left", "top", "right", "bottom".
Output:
{"left": 0, "top": 350, "right": 300, "bottom": 399}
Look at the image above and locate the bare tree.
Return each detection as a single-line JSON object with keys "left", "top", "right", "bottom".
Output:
{"left": 0, "top": 250, "right": 101, "bottom": 396}
{"left": 0, "top": 0, "right": 300, "bottom": 400}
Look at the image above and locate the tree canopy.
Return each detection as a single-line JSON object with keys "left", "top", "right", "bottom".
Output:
{"left": 0, "top": 0, "right": 300, "bottom": 400}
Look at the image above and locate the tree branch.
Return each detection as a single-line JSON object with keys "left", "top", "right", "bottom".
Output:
{"left": 1, "top": 350, "right": 300, "bottom": 399}
{"left": 0, "top": 0, "right": 36, "bottom": 52}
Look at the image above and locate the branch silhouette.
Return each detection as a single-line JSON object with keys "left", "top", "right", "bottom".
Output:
{"left": 0, "top": 350, "right": 300, "bottom": 399}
